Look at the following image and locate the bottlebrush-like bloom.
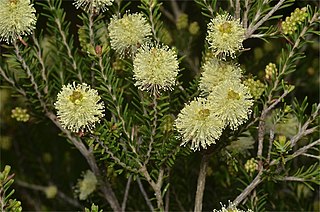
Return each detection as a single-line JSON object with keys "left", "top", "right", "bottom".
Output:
{"left": 54, "top": 82, "right": 104, "bottom": 133}
{"left": 175, "top": 98, "right": 224, "bottom": 151}
{"left": 0, "top": 0, "right": 36, "bottom": 43}
{"left": 108, "top": 13, "right": 151, "bottom": 56}
{"left": 206, "top": 13, "right": 245, "bottom": 60}
{"left": 133, "top": 43, "right": 179, "bottom": 93}
{"left": 200, "top": 58, "right": 242, "bottom": 94}
{"left": 208, "top": 81, "right": 253, "bottom": 130}
{"left": 74, "top": 0, "right": 114, "bottom": 12}
{"left": 76, "top": 170, "right": 98, "bottom": 200}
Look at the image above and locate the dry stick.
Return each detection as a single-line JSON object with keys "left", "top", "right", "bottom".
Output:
{"left": 121, "top": 175, "right": 132, "bottom": 212}
{"left": 194, "top": 153, "right": 211, "bottom": 212}
{"left": 137, "top": 177, "right": 155, "bottom": 211}
{"left": 46, "top": 112, "right": 121, "bottom": 211}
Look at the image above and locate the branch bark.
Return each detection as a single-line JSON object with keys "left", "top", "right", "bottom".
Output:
{"left": 194, "top": 153, "right": 211, "bottom": 212}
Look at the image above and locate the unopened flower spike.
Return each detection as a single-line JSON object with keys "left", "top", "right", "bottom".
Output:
{"left": 54, "top": 82, "right": 105, "bottom": 133}
{"left": 0, "top": 0, "right": 37, "bottom": 44}
{"left": 206, "top": 13, "right": 245, "bottom": 60}
{"left": 133, "top": 43, "right": 180, "bottom": 94}
{"left": 208, "top": 81, "right": 253, "bottom": 130}
{"left": 74, "top": 0, "right": 114, "bottom": 13}
{"left": 175, "top": 98, "right": 224, "bottom": 151}
{"left": 108, "top": 13, "right": 152, "bottom": 57}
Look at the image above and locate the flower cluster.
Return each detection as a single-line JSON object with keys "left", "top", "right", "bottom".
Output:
{"left": 265, "top": 62, "right": 277, "bottom": 79}
{"left": 282, "top": 7, "right": 308, "bottom": 35}
{"left": 76, "top": 170, "right": 98, "bottom": 200}
{"left": 176, "top": 49, "right": 253, "bottom": 150}
{"left": 11, "top": 107, "right": 30, "bottom": 122}
{"left": 206, "top": 13, "right": 245, "bottom": 60}
{"left": 133, "top": 43, "right": 179, "bottom": 93}
{"left": 108, "top": 13, "right": 152, "bottom": 56}
{"left": 0, "top": 0, "right": 36, "bottom": 43}
{"left": 244, "top": 158, "right": 258, "bottom": 174}
{"left": 200, "top": 58, "right": 242, "bottom": 94}
{"left": 243, "top": 78, "right": 265, "bottom": 99}
{"left": 74, "top": 0, "right": 114, "bottom": 12}
{"left": 175, "top": 98, "right": 224, "bottom": 151}
{"left": 208, "top": 81, "right": 253, "bottom": 130}
{"left": 214, "top": 201, "right": 253, "bottom": 212}
{"left": 54, "top": 82, "right": 105, "bottom": 133}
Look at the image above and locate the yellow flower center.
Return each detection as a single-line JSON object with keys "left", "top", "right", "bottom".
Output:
{"left": 227, "top": 89, "right": 240, "bottom": 100}
{"left": 218, "top": 22, "right": 232, "bottom": 34}
{"left": 69, "top": 91, "right": 83, "bottom": 104}
{"left": 198, "top": 108, "right": 210, "bottom": 120}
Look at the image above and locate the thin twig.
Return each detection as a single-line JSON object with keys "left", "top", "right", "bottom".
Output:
{"left": 0, "top": 66, "right": 26, "bottom": 96}
{"left": 169, "top": 0, "right": 180, "bottom": 18}
{"left": 13, "top": 41, "right": 47, "bottom": 111}
{"left": 46, "top": 112, "right": 121, "bottom": 211}
{"left": 121, "top": 175, "right": 132, "bottom": 212}
{"left": 267, "top": 128, "right": 275, "bottom": 163}
{"left": 16, "top": 180, "right": 82, "bottom": 209}
{"left": 246, "top": 0, "right": 286, "bottom": 38}
{"left": 243, "top": 0, "right": 251, "bottom": 29}
{"left": 32, "top": 34, "right": 48, "bottom": 94}
{"left": 233, "top": 170, "right": 263, "bottom": 206}
{"left": 137, "top": 177, "right": 155, "bottom": 211}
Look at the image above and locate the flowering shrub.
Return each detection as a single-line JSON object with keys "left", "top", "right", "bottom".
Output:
{"left": 0, "top": 0, "right": 319, "bottom": 211}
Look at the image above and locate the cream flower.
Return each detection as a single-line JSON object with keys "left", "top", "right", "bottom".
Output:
{"left": 200, "top": 58, "right": 242, "bottom": 94}
{"left": 0, "top": 0, "right": 36, "bottom": 43}
{"left": 133, "top": 43, "right": 179, "bottom": 93}
{"left": 208, "top": 81, "right": 253, "bottom": 130}
{"left": 76, "top": 170, "right": 98, "bottom": 200}
{"left": 74, "top": 0, "right": 114, "bottom": 12}
{"left": 214, "top": 201, "right": 253, "bottom": 212}
{"left": 108, "top": 13, "right": 152, "bottom": 56}
{"left": 175, "top": 98, "right": 224, "bottom": 151}
{"left": 54, "top": 82, "right": 104, "bottom": 133}
{"left": 206, "top": 13, "right": 245, "bottom": 60}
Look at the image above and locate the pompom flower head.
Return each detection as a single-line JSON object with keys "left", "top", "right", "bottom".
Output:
{"left": 0, "top": 0, "right": 36, "bottom": 43}
{"left": 133, "top": 43, "right": 179, "bottom": 93}
{"left": 54, "top": 82, "right": 104, "bottom": 133}
{"left": 74, "top": 0, "right": 114, "bottom": 13}
{"left": 175, "top": 98, "right": 224, "bottom": 151}
{"left": 206, "top": 13, "right": 245, "bottom": 60}
{"left": 200, "top": 57, "right": 242, "bottom": 94}
{"left": 108, "top": 13, "right": 152, "bottom": 56}
{"left": 208, "top": 81, "right": 253, "bottom": 130}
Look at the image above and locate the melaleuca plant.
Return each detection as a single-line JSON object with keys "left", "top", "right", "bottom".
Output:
{"left": 0, "top": 0, "right": 319, "bottom": 211}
